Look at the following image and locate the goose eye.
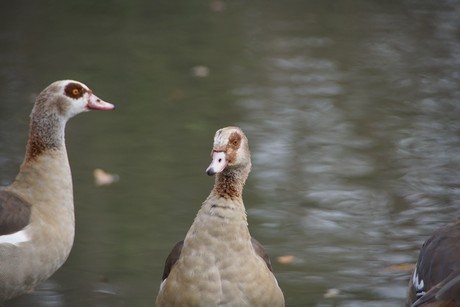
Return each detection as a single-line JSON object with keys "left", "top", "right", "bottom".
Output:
{"left": 228, "top": 132, "right": 241, "bottom": 148}
{"left": 65, "top": 82, "right": 85, "bottom": 99}
{"left": 232, "top": 139, "right": 240, "bottom": 146}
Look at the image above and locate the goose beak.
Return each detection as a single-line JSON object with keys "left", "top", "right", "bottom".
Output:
{"left": 87, "top": 93, "right": 115, "bottom": 111}
{"left": 206, "top": 151, "right": 227, "bottom": 176}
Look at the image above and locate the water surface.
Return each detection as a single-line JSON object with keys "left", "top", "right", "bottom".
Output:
{"left": 1, "top": 1, "right": 460, "bottom": 306}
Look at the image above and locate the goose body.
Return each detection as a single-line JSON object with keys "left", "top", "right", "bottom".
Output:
{"left": 156, "top": 126, "right": 284, "bottom": 307}
{"left": 0, "top": 80, "right": 114, "bottom": 301}
{"left": 407, "top": 219, "right": 460, "bottom": 307}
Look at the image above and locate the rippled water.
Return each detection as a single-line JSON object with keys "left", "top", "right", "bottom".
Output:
{"left": 1, "top": 0, "right": 460, "bottom": 306}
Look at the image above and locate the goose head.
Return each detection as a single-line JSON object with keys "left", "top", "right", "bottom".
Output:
{"left": 206, "top": 126, "right": 251, "bottom": 176}
{"left": 25, "top": 80, "right": 114, "bottom": 161}
{"left": 32, "top": 80, "right": 114, "bottom": 121}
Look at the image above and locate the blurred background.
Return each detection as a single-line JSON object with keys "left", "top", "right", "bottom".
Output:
{"left": 1, "top": 0, "right": 460, "bottom": 306}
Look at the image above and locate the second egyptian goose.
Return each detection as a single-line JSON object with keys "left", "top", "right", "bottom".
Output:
{"left": 0, "top": 80, "right": 114, "bottom": 301}
{"left": 155, "top": 126, "right": 285, "bottom": 307}
{"left": 406, "top": 218, "right": 460, "bottom": 306}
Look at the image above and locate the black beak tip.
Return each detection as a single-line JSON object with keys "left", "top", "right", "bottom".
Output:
{"left": 206, "top": 168, "right": 216, "bottom": 176}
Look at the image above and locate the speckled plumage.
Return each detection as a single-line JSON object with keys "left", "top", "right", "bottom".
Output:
{"left": 156, "top": 127, "right": 285, "bottom": 307}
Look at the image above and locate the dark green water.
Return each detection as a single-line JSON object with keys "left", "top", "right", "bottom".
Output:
{"left": 1, "top": 0, "right": 460, "bottom": 306}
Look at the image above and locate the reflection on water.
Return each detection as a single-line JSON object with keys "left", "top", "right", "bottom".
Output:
{"left": 2, "top": 0, "right": 460, "bottom": 306}
{"left": 234, "top": 1, "right": 460, "bottom": 305}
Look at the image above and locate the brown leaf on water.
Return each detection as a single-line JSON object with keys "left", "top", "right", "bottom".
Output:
{"left": 385, "top": 263, "right": 416, "bottom": 272}
{"left": 277, "top": 255, "right": 295, "bottom": 265}
{"left": 94, "top": 168, "right": 119, "bottom": 186}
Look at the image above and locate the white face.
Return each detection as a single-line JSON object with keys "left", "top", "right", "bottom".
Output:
{"left": 42, "top": 80, "right": 114, "bottom": 119}
{"left": 206, "top": 126, "right": 251, "bottom": 176}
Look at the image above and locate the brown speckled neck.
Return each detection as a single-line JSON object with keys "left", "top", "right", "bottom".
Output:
{"left": 213, "top": 165, "right": 250, "bottom": 199}
{"left": 25, "top": 101, "right": 65, "bottom": 162}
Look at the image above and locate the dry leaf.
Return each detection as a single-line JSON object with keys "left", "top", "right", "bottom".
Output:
{"left": 94, "top": 168, "right": 119, "bottom": 186}
{"left": 277, "top": 255, "right": 295, "bottom": 265}
{"left": 385, "top": 263, "right": 416, "bottom": 272}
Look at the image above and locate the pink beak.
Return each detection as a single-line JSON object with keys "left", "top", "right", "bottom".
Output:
{"left": 87, "top": 92, "right": 115, "bottom": 110}
{"left": 206, "top": 151, "right": 227, "bottom": 176}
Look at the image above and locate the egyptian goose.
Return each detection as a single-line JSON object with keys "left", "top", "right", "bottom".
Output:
{"left": 0, "top": 80, "right": 114, "bottom": 301}
{"left": 407, "top": 218, "right": 460, "bottom": 306}
{"left": 155, "top": 126, "right": 285, "bottom": 307}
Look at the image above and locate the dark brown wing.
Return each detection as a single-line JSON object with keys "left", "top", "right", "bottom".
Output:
{"left": 161, "top": 240, "right": 184, "bottom": 281}
{"left": 161, "top": 237, "right": 274, "bottom": 281}
{"left": 408, "top": 220, "right": 460, "bottom": 306}
{"left": 436, "top": 275, "right": 460, "bottom": 301}
{"left": 0, "top": 190, "right": 31, "bottom": 236}
{"left": 411, "top": 272, "right": 460, "bottom": 307}
{"left": 251, "top": 237, "right": 273, "bottom": 272}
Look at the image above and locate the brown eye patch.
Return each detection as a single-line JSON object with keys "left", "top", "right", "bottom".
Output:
{"left": 228, "top": 132, "right": 241, "bottom": 149}
{"left": 64, "top": 82, "right": 86, "bottom": 99}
